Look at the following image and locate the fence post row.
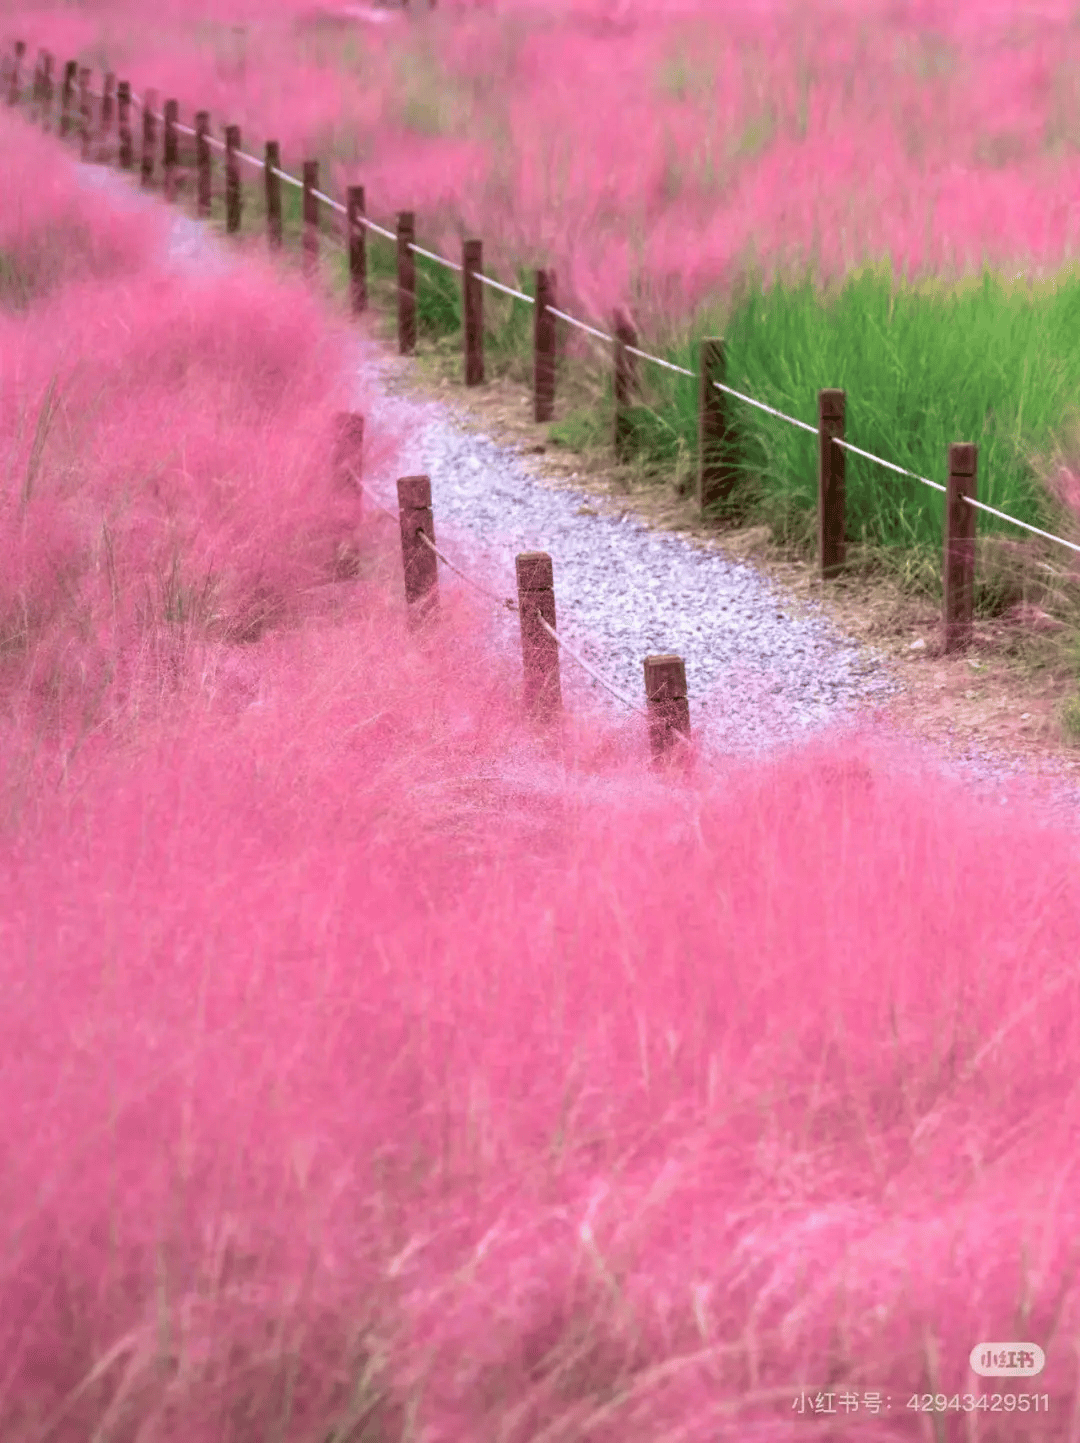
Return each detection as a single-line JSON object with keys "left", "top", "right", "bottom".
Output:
{"left": 463, "top": 238, "right": 483, "bottom": 386}
{"left": 944, "top": 442, "right": 978, "bottom": 653}
{"left": 534, "top": 269, "right": 556, "bottom": 423}
{"left": 265, "top": 140, "right": 282, "bottom": 249}
{"left": 348, "top": 185, "right": 367, "bottom": 315}
{"left": 302, "top": 160, "right": 318, "bottom": 275}
{"left": 7, "top": 42, "right": 997, "bottom": 689}
{"left": 59, "top": 58, "right": 75, "bottom": 137}
{"left": 644, "top": 654, "right": 691, "bottom": 764}
{"left": 613, "top": 310, "right": 638, "bottom": 463}
{"left": 397, "top": 211, "right": 416, "bottom": 354}
{"left": 226, "top": 125, "right": 241, "bottom": 233}
{"left": 195, "top": 110, "right": 211, "bottom": 215}
{"left": 515, "top": 552, "right": 562, "bottom": 721}
{"left": 397, "top": 475, "right": 439, "bottom": 630}
{"left": 140, "top": 89, "right": 156, "bottom": 185}
{"left": 698, "top": 337, "right": 738, "bottom": 515}
{"left": 117, "top": 80, "right": 132, "bottom": 168}
{"left": 818, "top": 388, "right": 846, "bottom": 578}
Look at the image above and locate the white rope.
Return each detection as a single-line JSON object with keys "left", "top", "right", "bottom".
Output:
{"left": 234, "top": 146, "right": 264, "bottom": 169}
{"left": 962, "top": 495, "right": 1080, "bottom": 556}
{"left": 475, "top": 272, "right": 533, "bottom": 304}
{"left": 362, "top": 216, "right": 397, "bottom": 242}
{"left": 536, "top": 616, "right": 692, "bottom": 750}
{"left": 415, "top": 530, "right": 519, "bottom": 611}
{"left": 312, "top": 186, "right": 346, "bottom": 215}
{"left": 408, "top": 240, "right": 462, "bottom": 273}
{"left": 547, "top": 306, "right": 614, "bottom": 345}
{"left": 831, "top": 435, "right": 945, "bottom": 492}
{"left": 713, "top": 379, "right": 819, "bottom": 436}
{"left": 625, "top": 344, "right": 694, "bottom": 378}
{"left": 535, "top": 615, "right": 647, "bottom": 716}
{"left": 272, "top": 165, "right": 303, "bottom": 190}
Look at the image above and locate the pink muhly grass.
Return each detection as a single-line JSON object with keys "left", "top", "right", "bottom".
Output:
{"left": 3, "top": 7, "right": 1080, "bottom": 1440}
{"left": 10, "top": 0, "right": 1080, "bottom": 332}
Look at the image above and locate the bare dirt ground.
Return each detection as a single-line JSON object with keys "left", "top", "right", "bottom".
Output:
{"left": 365, "top": 335, "right": 1080, "bottom": 801}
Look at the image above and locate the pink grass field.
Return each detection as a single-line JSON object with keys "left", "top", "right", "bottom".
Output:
{"left": 4, "top": 7, "right": 1080, "bottom": 1441}
{"left": 9, "top": 0, "right": 1080, "bottom": 332}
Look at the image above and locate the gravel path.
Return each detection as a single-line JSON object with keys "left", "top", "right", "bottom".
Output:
{"left": 67, "top": 160, "right": 1080, "bottom": 832}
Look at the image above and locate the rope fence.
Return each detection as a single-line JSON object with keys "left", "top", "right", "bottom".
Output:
{"left": 5, "top": 36, "right": 1079, "bottom": 758}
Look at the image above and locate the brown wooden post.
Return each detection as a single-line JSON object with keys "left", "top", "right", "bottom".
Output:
{"left": 7, "top": 41, "right": 25, "bottom": 106}
{"left": 332, "top": 412, "right": 365, "bottom": 497}
{"left": 163, "top": 99, "right": 178, "bottom": 199}
{"left": 818, "top": 388, "right": 846, "bottom": 578}
{"left": 225, "top": 125, "right": 241, "bottom": 232}
{"left": 348, "top": 186, "right": 367, "bottom": 315}
{"left": 265, "top": 141, "right": 282, "bottom": 250}
{"left": 140, "top": 90, "right": 156, "bottom": 186}
{"left": 644, "top": 654, "right": 691, "bottom": 764}
{"left": 396, "top": 212, "right": 416, "bottom": 354}
{"left": 77, "top": 67, "right": 91, "bottom": 158}
{"left": 698, "top": 337, "right": 738, "bottom": 515}
{"left": 194, "top": 111, "right": 211, "bottom": 214}
{"left": 40, "top": 51, "right": 54, "bottom": 130}
{"left": 117, "top": 81, "right": 133, "bottom": 168}
{"left": 943, "top": 442, "right": 978, "bottom": 653}
{"left": 613, "top": 310, "right": 638, "bottom": 463}
{"left": 397, "top": 475, "right": 438, "bottom": 629}
{"left": 516, "top": 552, "right": 562, "bottom": 721}
{"left": 31, "top": 49, "right": 45, "bottom": 121}
{"left": 60, "top": 60, "right": 76, "bottom": 137}
{"left": 463, "top": 238, "right": 484, "bottom": 385}
{"left": 98, "top": 72, "right": 114, "bottom": 160}
{"left": 534, "top": 269, "right": 556, "bottom": 423}
{"left": 302, "top": 160, "right": 319, "bottom": 276}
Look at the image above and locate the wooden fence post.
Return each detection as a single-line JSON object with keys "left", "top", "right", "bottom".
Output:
{"left": 397, "top": 475, "right": 439, "bottom": 629}
{"left": 818, "top": 388, "right": 846, "bottom": 578}
{"left": 265, "top": 141, "right": 282, "bottom": 250}
{"left": 643, "top": 654, "right": 691, "bottom": 764}
{"left": 302, "top": 160, "right": 318, "bottom": 276}
{"left": 117, "top": 81, "right": 132, "bottom": 168}
{"left": 348, "top": 186, "right": 367, "bottom": 315}
{"left": 534, "top": 269, "right": 556, "bottom": 423}
{"left": 226, "top": 125, "right": 241, "bottom": 232}
{"left": 195, "top": 110, "right": 211, "bottom": 214}
{"left": 163, "top": 99, "right": 178, "bottom": 199}
{"left": 396, "top": 212, "right": 416, "bottom": 354}
{"left": 140, "top": 89, "right": 156, "bottom": 186}
{"left": 40, "top": 51, "right": 53, "bottom": 130}
{"left": 516, "top": 552, "right": 562, "bottom": 721}
{"left": 98, "top": 72, "right": 114, "bottom": 160}
{"left": 698, "top": 337, "right": 738, "bottom": 515}
{"left": 78, "top": 67, "right": 91, "bottom": 158}
{"left": 463, "top": 238, "right": 484, "bottom": 385}
{"left": 613, "top": 309, "right": 638, "bottom": 463}
{"left": 7, "top": 41, "right": 25, "bottom": 106}
{"left": 943, "top": 441, "right": 978, "bottom": 653}
{"left": 60, "top": 60, "right": 76, "bottom": 137}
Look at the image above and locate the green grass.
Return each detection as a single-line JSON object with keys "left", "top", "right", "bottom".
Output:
{"left": 108, "top": 117, "right": 1080, "bottom": 622}
{"left": 547, "top": 253, "right": 1080, "bottom": 554}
